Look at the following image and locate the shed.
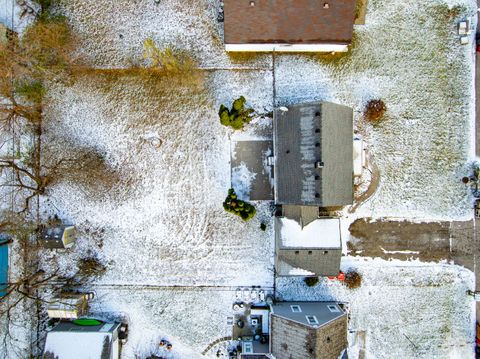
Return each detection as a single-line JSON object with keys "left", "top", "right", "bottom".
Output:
{"left": 224, "top": 0, "right": 356, "bottom": 52}
{"left": 273, "top": 101, "right": 353, "bottom": 207}
{"left": 39, "top": 225, "right": 76, "bottom": 249}
{"left": 269, "top": 301, "right": 347, "bottom": 359}
{"left": 43, "top": 320, "right": 121, "bottom": 359}
{"left": 47, "top": 292, "right": 93, "bottom": 319}
{"left": 275, "top": 217, "right": 342, "bottom": 277}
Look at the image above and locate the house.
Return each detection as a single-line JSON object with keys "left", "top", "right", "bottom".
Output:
{"left": 275, "top": 217, "right": 342, "bottom": 277}
{"left": 232, "top": 301, "right": 348, "bottom": 359}
{"left": 223, "top": 0, "right": 357, "bottom": 52}
{"left": 273, "top": 101, "right": 353, "bottom": 276}
{"left": 39, "top": 225, "right": 76, "bottom": 249}
{"left": 269, "top": 301, "right": 348, "bottom": 359}
{"left": 43, "top": 320, "right": 123, "bottom": 359}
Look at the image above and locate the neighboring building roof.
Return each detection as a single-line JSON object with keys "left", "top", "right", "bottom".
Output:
{"left": 277, "top": 217, "right": 341, "bottom": 249}
{"left": 43, "top": 321, "right": 120, "bottom": 359}
{"left": 270, "top": 301, "right": 345, "bottom": 328}
{"left": 224, "top": 0, "right": 356, "bottom": 45}
{"left": 274, "top": 101, "right": 353, "bottom": 207}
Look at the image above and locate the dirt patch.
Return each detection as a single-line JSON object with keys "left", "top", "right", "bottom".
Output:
{"left": 348, "top": 218, "right": 474, "bottom": 265}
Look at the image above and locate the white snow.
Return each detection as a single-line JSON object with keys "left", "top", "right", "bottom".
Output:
{"left": 231, "top": 162, "right": 256, "bottom": 200}
{"left": 40, "top": 73, "right": 275, "bottom": 288}
{"left": 0, "top": 0, "right": 32, "bottom": 32}
{"left": 276, "top": 261, "right": 316, "bottom": 276}
{"left": 279, "top": 217, "right": 342, "bottom": 249}
{"left": 55, "top": 0, "right": 272, "bottom": 70}
{"left": 44, "top": 331, "right": 113, "bottom": 359}
{"left": 380, "top": 247, "right": 420, "bottom": 255}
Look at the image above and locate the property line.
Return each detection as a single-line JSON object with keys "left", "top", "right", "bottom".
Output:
{"left": 53, "top": 283, "right": 275, "bottom": 291}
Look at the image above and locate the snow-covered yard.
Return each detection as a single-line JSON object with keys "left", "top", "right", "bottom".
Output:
{"left": 77, "top": 260, "right": 474, "bottom": 359}
{"left": 41, "top": 70, "right": 274, "bottom": 287}
{"left": 274, "top": 0, "right": 477, "bottom": 221}
{"left": 277, "top": 259, "right": 475, "bottom": 359}
{"left": 53, "top": 0, "right": 477, "bottom": 221}
{"left": 23, "top": 0, "right": 479, "bottom": 358}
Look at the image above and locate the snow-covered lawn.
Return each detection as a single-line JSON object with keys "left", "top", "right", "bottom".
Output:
{"left": 89, "top": 287, "right": 238, "bottom": 359}
{"left": 54, "top": 0, "right": 477, "bottom": 220}
{"left": 41, "top": 71, "right": 274, "bottom": 287}
{"left": 55, "top": 0, "right": 272, "bottom": 69}
{"left": 277, "top": 259, "right": 475, "bottom": 359}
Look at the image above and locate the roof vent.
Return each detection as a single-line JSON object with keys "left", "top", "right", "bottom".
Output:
{"left": 315, "top": 161, "right": 324, "bottom": 169}
{"left": 323, "top": 3, "right": 329, "bottom": 9}
{"left": 250, "top": 1, "right": 255, "bottom": 6}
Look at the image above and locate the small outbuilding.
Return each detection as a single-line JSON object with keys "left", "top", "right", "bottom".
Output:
{"left": 275, "top": 217, "right": 342, "bottom": 277}
{"left": 43, "top": 320, "right": 122, "bottom": 359}
{"left": 47, "top": 292, "right": 94, "bottom": 319}
{"left": 39, "top": 225, "right": 76, "bottom": 249}
{"left": 223, "top": 0, "right": 357, "bottom": 52}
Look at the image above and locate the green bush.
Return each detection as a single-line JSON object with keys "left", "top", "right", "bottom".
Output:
{"left": 223, "top": 188, "right": 256, "bottom": 221}
{"left": 219, "top": 96, "right": 254, "bottom": 130}
{"left": 304, "top": 277, "right": 319, "bottom": 287}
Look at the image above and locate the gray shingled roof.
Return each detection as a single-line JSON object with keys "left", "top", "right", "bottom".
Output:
{"left": 274, "top": 101, "right": 353, "bottom": 207}
{"left": 271, "top": 301, "right": 346, "bottom": 328}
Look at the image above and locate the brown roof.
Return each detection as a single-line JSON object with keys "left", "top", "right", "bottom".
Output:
{"left": 224, "top": 0, "right": 356, "bottom": 45}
